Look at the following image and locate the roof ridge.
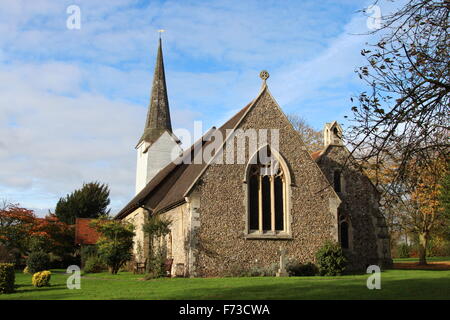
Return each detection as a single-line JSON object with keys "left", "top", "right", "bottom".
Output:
{"left": 115, "top": 85, "right": 267, "bottom": 219}
{"left": 181, "top": 86, "right": 267, "bottom": 198}
{"left": 114, "top": 127, "right": 215, "bottom": 219}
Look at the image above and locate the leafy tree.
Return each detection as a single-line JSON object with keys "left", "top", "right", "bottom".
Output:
{"left": 29, "top": 214, "right": 75, "bottom": 263}
{"left": 90, "top": 219, "right": 135, "bottom": 274}
{"left": 433, "top": 162, "right": 450, "bottom": 254}
{"left": 55, "top": 182, "right": 111, "bottom": 224}
{"left": 373, "top": 156, "right": 448, "bottom": 262}
{"left": 409, "top": 158, "right": 448, "bottom": 264}
{"left": 348, "top": 0, "right": 449, "bottom": 189}
{"left": 0, "top": 201, "right": 76, "bottom": 266}
{"left": 363, "top": 160, "right": 413, "bottom": 251}
{"left": 143, "top": 215, "right": 171, "bottom": 277}
{"left": 0, "top": 201, "right": 36, "bottom": 259}
{"left": 376, "top": 157, "right": 448, "bottom": 264}
{"left": 439, "top": 163, "right": 450, "bottom": 218}
{"left": 287, "top": 114, "right": 323, "bottom": 152}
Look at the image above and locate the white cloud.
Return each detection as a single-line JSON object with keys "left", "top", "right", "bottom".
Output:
{"left": 0, "top": 62, "right": 142, "bottom": 213}
{"left": 0, "top": 0, "right": 408, "bottom": 216}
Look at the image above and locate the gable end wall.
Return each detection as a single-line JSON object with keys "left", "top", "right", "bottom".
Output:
{"left": 191, "top": 90, "right": 340, "bottom": 276}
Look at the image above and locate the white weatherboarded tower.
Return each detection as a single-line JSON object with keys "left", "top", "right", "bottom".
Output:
{"left": 135, "top": 39, "right": 182, "bottom": 194}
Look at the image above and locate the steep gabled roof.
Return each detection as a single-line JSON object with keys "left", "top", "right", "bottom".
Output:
{"left": 114, "top": 89, "right": 264, "bottom": 219}
{"left": 75, "top": 218, "right": 101, "bottom": 245}
{"left": 313, "top": 144, "right": 382, "bottom": 197}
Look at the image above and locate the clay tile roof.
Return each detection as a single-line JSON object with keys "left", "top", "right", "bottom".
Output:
{"left": 75, "top": 218, "right": 101, "bottom": 245}
{"left": 310, "top": 150, "right": 323, "bottom": 160}
{"left": 115, "top": 95, "right": 260, "bottom": 220}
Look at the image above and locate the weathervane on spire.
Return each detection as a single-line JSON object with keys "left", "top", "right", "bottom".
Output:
{"left": 158, "top": 29, "right": 165, "bottom": 39}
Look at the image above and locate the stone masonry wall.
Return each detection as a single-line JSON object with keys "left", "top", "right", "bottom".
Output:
{"left": 159, "top": 203, "right": 190, "bottom": 276}
{"left": 316, "top": 145, "right": 392, "bottom": 269}
{"left": 123, "top": 207, "right": 148, "bottom": 262}
{"left": 191, "top": 90, "right": 341, "bottom": 277}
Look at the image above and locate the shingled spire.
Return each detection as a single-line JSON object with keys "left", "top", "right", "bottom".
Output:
{"left": 138, "top": 38, "right": 172, "bottom": 146}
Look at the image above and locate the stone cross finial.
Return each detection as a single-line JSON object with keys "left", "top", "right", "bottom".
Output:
{"left": 260, "top": 70, "right": 270, "bottom": 82}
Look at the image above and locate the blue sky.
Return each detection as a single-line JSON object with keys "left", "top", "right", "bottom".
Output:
{"left": 0, "top": 0, "right": 403, "bottom": 216}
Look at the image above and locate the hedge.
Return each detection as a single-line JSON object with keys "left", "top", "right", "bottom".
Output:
{"left": 0, "top": 263, "right": 15, "bottom": 294}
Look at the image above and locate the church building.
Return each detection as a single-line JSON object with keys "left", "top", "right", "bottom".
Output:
{"left": 115, "top": 39, "right": 392, "bottom": 277}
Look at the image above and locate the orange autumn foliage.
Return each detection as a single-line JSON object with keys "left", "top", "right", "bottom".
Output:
{"left": 0, "top": 203, "right": 73, "bottom": 254}
{"left": 411, "top": 159, "right": 447, "bottom": 217}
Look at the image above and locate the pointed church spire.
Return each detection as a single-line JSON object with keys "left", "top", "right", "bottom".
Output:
{"left": 138, "top": 38, "right": 172, "bottom": 146}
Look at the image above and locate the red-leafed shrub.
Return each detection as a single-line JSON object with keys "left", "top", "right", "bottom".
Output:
{"left": 1, "top": 202, "right": 76, "bottom": 266}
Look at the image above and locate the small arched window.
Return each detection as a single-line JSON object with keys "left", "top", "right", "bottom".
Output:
{"left": 338, "top": 211, "right": 350, "bottom": 250}
{"left": 247, "top": 146, "right": 289, "bottom": 235}
{"left": 333, "top": 170, "right": 342, "bottom": 193}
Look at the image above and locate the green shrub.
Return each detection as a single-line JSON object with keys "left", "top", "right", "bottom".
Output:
{"left": 0, "top": 246, "right": 14, "bottom": 263}
{"left": 80, "top": 245, "right": 98, "bottom": 267}
{"left": 0, "top": 263, "right": 15, "bottom": 294}
{"left": 316, "top": 241, "right": 347, "bottom": 276}
{"left": 146, "top": 249, "right": 168, "bottom": 278}
{"left": 91, "top": 219, "right": 135, "bottom": 274}
{"left": 83, "top": 255, "right": 107, "bottom": 273}
{"left": 143, "top": 269, "right": 166, "bottom": 280}
{"left": 427, "top": 238, "right": 450, "bottom": 257}
{"left": 48, "top": 253, "right": 80, "bottom": 269}
{"left": 223, "top": 263, "right": 278, "bottom": 277}
{"left": 223, "top": 264, "right": 247, "bottom": 277}
{"left": 143, "top": 215, "right": 171, "bottom": 278}
{"left": 246, "top": 263, "right": 278, "bottom": 277}
{"left": 27, "top": 251, "right": 50, "bottom": 274}
{"left": 397, "top": 243, "right": 411, "bottom": 258}
{"left": 287, "top": 260, "right": 318, "bottom": 276}
{"left": 32, "top": 271, "right": 51, "bottom": 287}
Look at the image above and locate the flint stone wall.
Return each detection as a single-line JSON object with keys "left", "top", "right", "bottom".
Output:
{"left": 191, "top": 90, "right": 340, "bottom": 277}
{"left": 316, "top": 145, "right": 392, "bottom": 269}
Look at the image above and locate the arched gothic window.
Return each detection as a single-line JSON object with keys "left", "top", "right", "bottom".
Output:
{"left": 247, "top": 146, "right": 290, "bottom": 236}
{"left": 333, "top": 170, "right": 342, "bottom": 193}
{"left": 338, "top": 211, "right": 351, "bottom": 250}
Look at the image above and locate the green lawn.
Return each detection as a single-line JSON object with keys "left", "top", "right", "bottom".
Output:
{"left": 393, "top": 256, "right": 450, "bottom": 263}
{"left": 1, "top": 269, "right": 449, "bottom": 300}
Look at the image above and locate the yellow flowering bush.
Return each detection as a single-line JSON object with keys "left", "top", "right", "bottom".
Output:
{"left": 32, "top": 271, "right": 51, "bottom": 287}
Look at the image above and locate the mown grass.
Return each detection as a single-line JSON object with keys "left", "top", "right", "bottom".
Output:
{"left": 393, "top": 256, "right": 450, "bottom": 263}
{"left": 1, "top": 269, "right": 449, "bottom": 300}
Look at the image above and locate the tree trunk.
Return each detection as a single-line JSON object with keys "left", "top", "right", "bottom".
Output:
{"left": 418, "top": 233, "right": 428, "bottom": 265}
{"left": 146, "top": 237, "right": 154, "bottom": 273}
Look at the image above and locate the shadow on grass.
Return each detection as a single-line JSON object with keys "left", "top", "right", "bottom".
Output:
{"left": 392, "top": 263, "right": 450, "bottom": 271}
{"left": 15, "top": 284, "right": 67, "bottom": 294}
{"left": 158, "top": 276, "right": 450, "bottom": 300}
{"left": 5, "top": 271, "right": 450, "bottom": 300}
{"left": 392, "top": 267, "right": 450, "bottom": 271}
